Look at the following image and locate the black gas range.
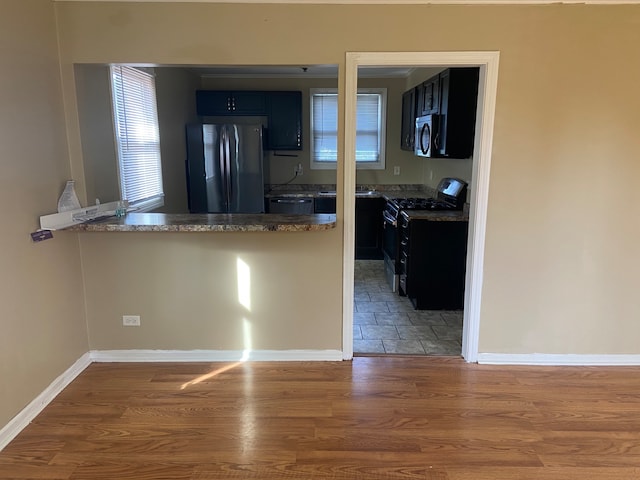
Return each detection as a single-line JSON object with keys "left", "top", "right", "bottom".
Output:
{"left": 383, "top": 178, "right": 467, "bottom": 226}
{"left": 382, "top": 178, "right": 468, "bottom": 293}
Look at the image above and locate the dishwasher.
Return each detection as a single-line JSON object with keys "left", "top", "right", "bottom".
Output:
{"left": 268, "top": 197, "right": 314, "bottom": 214}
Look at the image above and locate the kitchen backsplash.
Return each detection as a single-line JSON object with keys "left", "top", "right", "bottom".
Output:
{"left": 266, "top": 183, "right": 437, "bottom": 194}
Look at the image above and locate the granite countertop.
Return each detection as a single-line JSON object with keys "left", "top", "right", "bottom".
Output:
{"left": 265, "top": 188, "right": 433, "bottom": 200}
{"left": 66, "top": 212, "right": 336, "bottom": 232}
{"left": 401, "top": 209, "right": 469, "bottom": 222}
{"left": 379, "top": 190, "right": 430, "bottom": 200}
{"left": 265, "top": 190, "right": 318, "bottom": 198}
{"left": 265, "top": 186, "right": 434, "bottom": 201}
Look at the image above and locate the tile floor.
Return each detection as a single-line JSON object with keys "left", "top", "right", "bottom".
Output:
{"left": 353, "top": 260, "right": 463, "bottom": 356}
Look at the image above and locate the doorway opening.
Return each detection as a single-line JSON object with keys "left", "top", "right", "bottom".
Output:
{"left": 342, "top": 52, "right": 500, "bottom": 362}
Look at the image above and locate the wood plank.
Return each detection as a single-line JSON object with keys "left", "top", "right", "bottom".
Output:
{"left": 2, "top": 358, "right": 640, "bottom": 479}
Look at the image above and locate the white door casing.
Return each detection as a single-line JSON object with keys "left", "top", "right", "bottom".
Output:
{"left": 342, "top": 51, "right": 500, "bottom": 362}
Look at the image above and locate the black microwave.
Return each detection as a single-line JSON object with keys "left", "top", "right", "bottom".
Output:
{"left": 414, "top": 114, "right": 440, "bottom": 158}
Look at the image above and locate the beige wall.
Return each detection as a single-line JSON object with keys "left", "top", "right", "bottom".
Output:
{"left": 75, "top": 64, "right": 120, "bottom": 205}
{"left": 155, "top": 67, "right": 200, "bottom": 212}
{"left": 54, "top": 2, "right": 640, "bottom": 355}
{"left": 0, "top": 1, "right": 88, "bottom": 428}
{"left": 81, "top": 231, "right": 342, "bottom": 351}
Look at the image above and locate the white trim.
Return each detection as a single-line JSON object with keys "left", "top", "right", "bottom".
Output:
{"left": 90, "top": 349, "right": 344, "bottom": 362}
{"left": 343, "top": 51, "right": 500, "bottom": 363}
{"left": 342, "top": 57, "right": 358, "bottom": 360}
{"left": 0, "top": 353, "right": 92, "bottom": 452}
{"left": 478, "top": 353, "right": 640, "bottom": 366}
{"left": 461, "top": 54, "right": 500, "bottom": 363}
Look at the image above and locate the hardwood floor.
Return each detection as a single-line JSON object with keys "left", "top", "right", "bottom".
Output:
{"left": 2, "top": 357, "right": 640, "bottom": 479}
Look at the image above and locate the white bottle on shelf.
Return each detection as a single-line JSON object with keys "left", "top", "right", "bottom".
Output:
{"left": 57, "top": 180, "right": 81, "bottom": 212}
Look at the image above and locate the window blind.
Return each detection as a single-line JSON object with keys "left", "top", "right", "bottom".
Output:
{"left": 311, "top": 91, "right": 383, "bottom": 165}
{"left": 111, "top": 66, "right": 164, "bottom": 207}
{"left": 355, "top": 93, "right": 382, "bottom": 163}
{"left": 311, "top": 93, "right": 339, "bottom": 162}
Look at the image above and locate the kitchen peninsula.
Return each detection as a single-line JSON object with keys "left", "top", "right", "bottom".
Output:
{"left": 67, "top": 212, "right": 336, "bottom": 232}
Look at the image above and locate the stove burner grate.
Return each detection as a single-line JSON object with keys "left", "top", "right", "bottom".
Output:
{"left": 392, "top": 197, "right": 454, "bottom": 211}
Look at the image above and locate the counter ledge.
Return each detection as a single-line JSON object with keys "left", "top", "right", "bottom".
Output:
{"left": 66, "top": 212, "right": 336, "bottom": 232}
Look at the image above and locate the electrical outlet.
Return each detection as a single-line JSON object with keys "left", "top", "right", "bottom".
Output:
{"left": 122, "top": 315, "right": 140, "bottom": 326}
{"left": 294, "top": 163, "right": 303, "bottom": 176}
{"left": 393, "top": 166, "right": 401, "bottom": 176}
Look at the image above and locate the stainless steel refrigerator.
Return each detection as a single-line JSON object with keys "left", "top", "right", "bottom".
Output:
{"left": 185, "top": 123, "right": 265, "bottom": 213}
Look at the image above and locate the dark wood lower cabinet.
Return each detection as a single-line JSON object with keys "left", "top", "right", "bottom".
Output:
{"left": 313, "top": 196, "right": 383, "bottom": 259}
{"left": 399, "top": 215, "right": 468, "bottom": 310}
{"left": 313, "top": 197, "right": 336, "bottom": 214}
{"left": 355, "top": 197, "right": 384, "bottom": 260}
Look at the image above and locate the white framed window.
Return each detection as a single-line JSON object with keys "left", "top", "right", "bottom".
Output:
{"left": 110, "top": 65, "right": 164, "bottom": 211}
{"left": 310, "top": 88, "right": 386, "bottom": 170}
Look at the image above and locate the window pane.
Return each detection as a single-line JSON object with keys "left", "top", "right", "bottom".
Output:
{"left": 312, "top": 93, "right": 338, "bottom": 162}
{"left": 311, "top": 90, "right": 383, "bottom": 166}
{"left": 111, "top": 66, "right": 164, "bottom": 206}
{"left": 355, "top": 93, "right": 381, "bottom": 162}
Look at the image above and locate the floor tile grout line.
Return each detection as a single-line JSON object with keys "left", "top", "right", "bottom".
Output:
{"left": 353, "top": 260, "right": 462, "bottom": 355}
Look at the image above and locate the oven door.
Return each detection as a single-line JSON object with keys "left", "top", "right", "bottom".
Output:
{"left": 414, "top": 114, "right": 440, "bottom": 158}
{"left": 382, "top": 210, "right": 397, "bottom": 260}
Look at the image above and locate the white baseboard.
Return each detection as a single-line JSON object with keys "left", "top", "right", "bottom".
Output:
{"left": 477, "top": 353, "right": 640, "bottom": 366}
{"left": 90, "top": 349, "right": 345, "bottom": 362}
{"left": 0, "top": 352, "right": 92, "bottom": 451}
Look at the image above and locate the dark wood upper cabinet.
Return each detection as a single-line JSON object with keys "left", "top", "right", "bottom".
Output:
{"left": 196, "top": 90, "right": 267, "bottom": 115}
{"left": 400, "top": 67, "right": 479, "bottom": 159}
{"left": 196, "top": 90, "right": 302, "bottom": 150}
{"left": 434, "top": 68, "right": 479, "bottom": 159}
{"left": 400, "top": 88, "right": 416, "bottom": 151}
{"left": 416, "top": 76, "right": 440, "bottom": 116}
{"left": 266, "top": 91, "right": 302, "bottom": 151}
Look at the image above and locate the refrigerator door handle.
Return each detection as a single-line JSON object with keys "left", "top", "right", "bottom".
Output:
{"left": 219, "top": 126, "right": 227, "bottom": 210}
{"left": 224, "top": 127, "right": 232, "bottom": 209}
